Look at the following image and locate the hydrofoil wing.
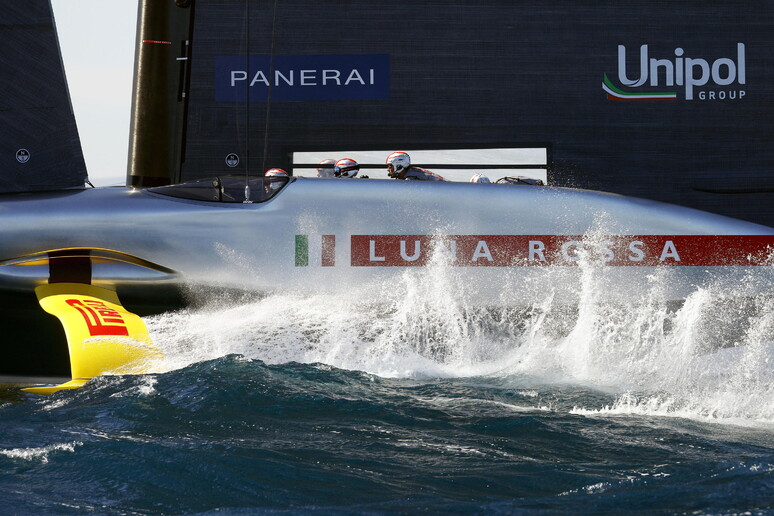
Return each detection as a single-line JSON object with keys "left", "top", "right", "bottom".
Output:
{"left": 22, "top": 283, "right": 164, "bottom": 395}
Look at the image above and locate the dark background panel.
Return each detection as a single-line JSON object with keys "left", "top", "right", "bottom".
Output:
{"left": 173, "top": 1, "right": 773, "bottom": 226}
{"left": 0, "top": 0, "right": 87, "bottom": 192}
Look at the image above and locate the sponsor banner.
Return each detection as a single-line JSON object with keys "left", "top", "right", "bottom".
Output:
{"left": 216, "top": 54, "right": 390, "bottom": 102}
{"left": 65, "top": 298, "right": 129, "bottom": 336}
{"left": 350, "top": 235, "right": 774, "bottom": 267}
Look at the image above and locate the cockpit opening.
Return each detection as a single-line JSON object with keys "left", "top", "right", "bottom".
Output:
{"left": 147, "top": 175, "right": 290, "bottom": 203}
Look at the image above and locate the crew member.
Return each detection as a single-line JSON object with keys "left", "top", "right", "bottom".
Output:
{"left": 495, "top": 176, "right": 545, "bottom": 186}
{"left": 265, "top": 168, "right": 288, "bottom": 177}
{"left": 386, "top": 151, "right": 446, "bottom": 181}
{"left": 470, "top": 173, "right": 491, "bottom": 183}
{"left": 333, "top": 158, "right": 360, "bottom": 178}
{"left": 317, "top": 159, "right": 336, "bottom": 178}
{"left": 264, "top": 168, "right": 288, "bottom": 195}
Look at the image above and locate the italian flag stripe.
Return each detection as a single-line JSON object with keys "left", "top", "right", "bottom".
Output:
{"left": 295, "top": 235, "right": 308, "bottom": 266}
{"left": 322, "top": 235, "right": 336, "bottom": 267}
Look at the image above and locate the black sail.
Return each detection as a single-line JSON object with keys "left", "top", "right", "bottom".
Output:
{"left": 130, "top": 1, "right": 774, "bottom": 227}
{"left": 0, "top": 0, "right": 87, "bottom": 192}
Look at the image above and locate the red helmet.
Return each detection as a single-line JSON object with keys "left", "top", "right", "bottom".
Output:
{"left": 334, "top": 158, "right": 359, "bottom": 178}
{"left": 265, "top": 168, "right": 288, "bottom": 177}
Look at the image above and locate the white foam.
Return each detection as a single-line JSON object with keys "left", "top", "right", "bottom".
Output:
{"left": 0, "top": 441, "right": 82, "bottom": 463}
{"left": 145, "top": 238, "right": 774, "bottom": 426}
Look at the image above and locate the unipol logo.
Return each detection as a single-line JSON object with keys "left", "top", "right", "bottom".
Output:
{"left": 66, "top": 298, "right": 129, "bottom": 337}
{"left": 603, "top": 43, "right": 746, "bottom": 101}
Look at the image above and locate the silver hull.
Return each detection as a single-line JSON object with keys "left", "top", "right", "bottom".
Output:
{"left": 1, "top": 178, "right": 772, "bottom": 305}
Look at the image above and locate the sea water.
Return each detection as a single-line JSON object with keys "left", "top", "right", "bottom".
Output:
{"left": 1, "top": 258, "right": 773, "bottom": 514}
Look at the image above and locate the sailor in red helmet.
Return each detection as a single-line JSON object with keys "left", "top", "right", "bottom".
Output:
{"left": 385, "top": 151, "right": 445, "bottom": 181}
{"left": 333, "top": 158, "right": 360, "bottom": 178}
{"left": 264, "top": 167, "right": 288, "bottom": 195}
{"left": 265, "top": 168, "right": 288, "bottom": 178}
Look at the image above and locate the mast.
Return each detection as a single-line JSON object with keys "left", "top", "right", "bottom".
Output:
{"left": 127, "top": 0, "right": 195, "bottom": 187}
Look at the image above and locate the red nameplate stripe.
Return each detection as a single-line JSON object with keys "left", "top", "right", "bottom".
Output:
{"left": 350, "top": 235, "right": 774, "bottom": 267}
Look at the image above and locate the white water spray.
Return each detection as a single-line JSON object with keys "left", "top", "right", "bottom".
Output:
{"left": 146, "top": 235, "right": 774, "bottom": 425}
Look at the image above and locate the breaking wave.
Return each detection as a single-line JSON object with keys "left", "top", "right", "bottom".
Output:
{"left": 146, "top": 242, "right": 774, "bottom": 427}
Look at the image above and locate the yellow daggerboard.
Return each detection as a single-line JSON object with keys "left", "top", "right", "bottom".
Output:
{"left": 22, "top": 283, "right": 164, "bottom": 395}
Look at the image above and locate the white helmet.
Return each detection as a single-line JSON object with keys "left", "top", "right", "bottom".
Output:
{"left": 263, "top": 168, "right": 288, "bottom": 193}
{"left": 386, "top": 151, "right": 410, "bottom": 178}
{"left": 334, "top": 158, "right": 359, "bottom": 178}
{"left": 470, "top": 173, "right": 491, "bottom": 183}
{"left": 317, "top": 159, "right": 336, "bottom": 178}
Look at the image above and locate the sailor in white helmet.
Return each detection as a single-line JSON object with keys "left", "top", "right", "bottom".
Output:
{"left": 385, "top": 151, "right": 446, "bottom": 181}
{"left": 469, "top": 173, "right": 491, "bottom": 183}
{"left": 316, "top": 158, "right": 336, "bottom": 178}
{"left": 333, "top": 158, "right": 360, "bottom": 178}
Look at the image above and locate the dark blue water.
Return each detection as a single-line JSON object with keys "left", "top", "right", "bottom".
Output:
{"left": 2, "top": 358, "right": 772, "bottom": 515}
{"left": 2, "top": 279, "right": 774, "bottom": 514}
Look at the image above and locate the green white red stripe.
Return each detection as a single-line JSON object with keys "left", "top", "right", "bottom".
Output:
{"left": 295, "top": 234, "right": 336, "bottom": 266}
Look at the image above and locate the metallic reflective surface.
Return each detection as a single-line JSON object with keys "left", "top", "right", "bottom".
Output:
{"left": 1, "top": 178, "right": 772, "bottom": 303}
